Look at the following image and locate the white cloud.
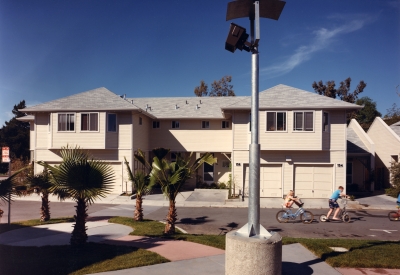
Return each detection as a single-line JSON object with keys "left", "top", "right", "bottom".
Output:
{"left": 260, "top": 16, "right": 371, "bottom": 78}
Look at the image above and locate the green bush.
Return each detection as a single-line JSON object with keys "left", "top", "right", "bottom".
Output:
{"left": 219, "top": 182, "right": 227, "bottom": 189}
{"left": 209, "top": 183, "right": 218, "bottom": 189}
{"left": 386, "top": 161, "right": 400, "bottom": 198}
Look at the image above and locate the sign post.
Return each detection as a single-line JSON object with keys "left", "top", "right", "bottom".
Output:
{"left": 2, "top": 147, "right": 11, "bottom": 224}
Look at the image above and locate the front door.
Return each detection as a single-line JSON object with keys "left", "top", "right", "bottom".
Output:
{"left": 203, "top": 162, "right": 214, "bottom": 183}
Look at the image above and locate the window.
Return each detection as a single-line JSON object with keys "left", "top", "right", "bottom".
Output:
{"left": 171, "top": 121, "right": 180, "bottom": 129}
{"left": 323, "top": 112, "right": 329, "bottom": 132}
{"left": 81, "top": 113, "right": 98, "bottom": 131}
{"left": 58, "top": 113, "right": 75, "bottom": 131}
{"left": 139, "top": 117, "right": 142, "bottom": 125}
{"left": 107, "top": 113, "right": 117, "bottom": 132}
{"left": 293, "top": 111, "right": 314, "bottom": 131}
{"left": 202, "top": 121, "right": 210, "bottom": 129}
{"left": 266, "top": 112, "right": 286, "bottom": 131}
{"left": 153, "top": 121, "right": 160, "bottom": 128}
{"left": 222, "top": 121, "right": 230, "bottom": 129}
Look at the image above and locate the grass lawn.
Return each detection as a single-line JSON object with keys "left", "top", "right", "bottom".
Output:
{"left": 1, "top": 216, "right": 399, "bottom": 274}
{"left": 0, "top": 217, "right": 75, "bottom": 234}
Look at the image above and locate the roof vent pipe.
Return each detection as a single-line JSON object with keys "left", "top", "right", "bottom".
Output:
{"left": 131, "top": 100, "right": 134, "bottom": 104}
{"left": 200, "top": 100, "right": 202, "bottom": 104}
{"left": 186, "top": 100, "right": 188, "bottom": 104}
{"left": 196, "top": 104, "right": 200, "bottom": 110}
{"left": 175, "top": 104, "right": 178, "bottom": 109}
{"left": 123, "top": 94, "right": 126, "bottom": 99}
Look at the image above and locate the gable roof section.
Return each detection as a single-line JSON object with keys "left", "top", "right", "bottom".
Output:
{"left": 347, "top": 127, "right": 371, "bottom": 154}
{"left": 22, "top": 87, "right": 140, "bottom": 112}
{"left": 368, "top": 117, "right": 400, "bottom": 143}
{"left": 223, "top": 84, "right": 363, "bottom": 110}
{"left": 127, "top": 96, "right": 245, "bottom": 119}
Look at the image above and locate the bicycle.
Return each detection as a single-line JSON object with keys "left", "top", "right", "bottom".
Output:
{"left": 276, "top": 204, "right": 314, "bottom": 224}
{"left": 388, "top": 205, "right": 400, "bottom": 221}
{"left": 319, "top": 198, "right": 351, "bottom": 223}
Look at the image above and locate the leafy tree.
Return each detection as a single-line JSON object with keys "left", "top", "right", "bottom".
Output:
{"left": 312, "top": 77, "right": 366, "bottom": 103}
{"left": 194, "top": 76, "right": 235, "bottom": 97}
{"left": 384, "top": 103, "right": 400, "bottom": 126}
{"left": 135, "top": 148, "right": 216, "bottom": 234}
{"left": 355, "top": 97, "right": 381, "bottom": 131}
{"left": 124, "top": 157, "right": 153, "bottom": 221}
{"left": 0, "top": 101, "right": 30, "bottom": 162}
{"left": 38, "top": 146, "right": 115, "bottom": 246}
{"left": 312, "top": 77, "right": 367, "bottom": 123}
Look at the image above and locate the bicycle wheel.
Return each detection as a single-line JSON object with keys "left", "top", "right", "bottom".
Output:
{"left": 319, "top": 214, "right": 328, "bottom": 222}
{"left": 276, "top": 210, "right": 289, "bottom": 223}
{"left": 342, "top": 214, "right": 351, "bottom": 223}
{"left": 301, "top": 211, "right": 314, "bottom": 224}
{"left": 388, "top": 211, "right": 400, "bottom": 221}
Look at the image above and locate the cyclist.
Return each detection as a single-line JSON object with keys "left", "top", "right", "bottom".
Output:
{"left": 397, "top": 191, "right": 400, "bottom": 207}
{"left": 284, "top": 190, "right": 303, "bottom": 208}
{"left": 326, "top": 186, "right": 348, "bottom": 221}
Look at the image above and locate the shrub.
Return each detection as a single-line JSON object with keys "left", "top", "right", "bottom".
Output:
{"left": 219, "top": 182, "right": 227, "bottom": 189}
{"left": 209, "top": 183, "right": 218, "bottom": 189}
{"left": 386, "top": 161, "right": 400, "bottom": 198}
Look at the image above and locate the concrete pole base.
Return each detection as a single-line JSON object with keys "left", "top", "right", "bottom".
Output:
{"left": 225, "top": 231, "right": 282, "bottom": 275}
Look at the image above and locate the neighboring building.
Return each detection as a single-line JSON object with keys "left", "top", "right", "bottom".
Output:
{"left": 346, "top": 119, "right": 375, "bottom": 192}
{"left": 367, "top": 117, "right": 400, "bottom": 190}
{"left": 20, "top": 84, "right": 362, "bottom": 198}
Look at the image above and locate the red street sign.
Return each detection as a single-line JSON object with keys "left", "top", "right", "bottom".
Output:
{"left": 2, "top": 147, "right": 10, "bottom": 163}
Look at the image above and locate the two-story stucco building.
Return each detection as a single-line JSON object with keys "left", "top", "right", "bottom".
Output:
{"left": 20, "top": 84, "right": 362, "bottom": 198}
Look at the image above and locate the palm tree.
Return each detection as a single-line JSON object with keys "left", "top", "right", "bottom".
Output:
{"left": 135, "top": 148, "right": 215, "bottom": 234}
{"left": 25, "top": 168, "right": 55, "bottom": 222}
{"left": 0, "top": 168, "right": 27, "bottom": 218}
{"left": 124, "top": 157, "right": 152, "bottom": 221}
{"left": 38, "top": 145, "right": 115, "bottom": 246}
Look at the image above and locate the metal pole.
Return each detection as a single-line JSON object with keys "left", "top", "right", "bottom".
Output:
{"left": 248, "top": 1, "right": 260, "bottom": 237}
{"left": 8, "top": 162, "right": 11, "bottom": 225}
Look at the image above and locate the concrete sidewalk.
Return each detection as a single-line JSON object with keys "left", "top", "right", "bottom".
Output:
{"left": 1, "top": 220, "right": 399, "bottom": 275}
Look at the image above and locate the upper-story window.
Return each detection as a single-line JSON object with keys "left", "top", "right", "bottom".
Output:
{"left": 202, "top": 121, "right": 210, "bottom": 129}
{"left": 153, "top": 121, "right": 160, "bottom": 128}
{"left": 81, "top": 113, "right": 99, "bottom": 131}
{"left": 266, "top": 111, "right": 286, "bottom": 131}
{"left": 58, "top": 113, "right": 75, "bottom": 132}
{"left": 171, "top": 121, "right": 180, "bottom": 129}
{"left": 323, "top": 112, "right": 329, "bottom": 132}
{"left": 293, "top": 111, "right": 314, "bottom": 131}
{"left": 107, "top": 113, "right": 117, "bottom": 132}
{"left": 48, "top": 114, "right": 51, "bottom": 132}
{"left": 222, "top": 121, "right": 230, "bottom": 129}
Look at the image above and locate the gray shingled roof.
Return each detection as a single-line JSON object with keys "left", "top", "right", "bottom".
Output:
{"left": 224, "top": 84, "right": 363, "bottom": 110}
{"left": 127, "top": 96, "right": 245, "bottom": 119}
{"left": 347, "top": 127, "right": 369, "bottom": 154}
{"left": 390, "top": 121, "right": 400, "bottom": 137}
{"left": 22, "top": 87, "right": 139, "bottom": 112}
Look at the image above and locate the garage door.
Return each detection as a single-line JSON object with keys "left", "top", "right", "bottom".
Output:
{"left": 108, "top": 162, "right": 123, "bottom": 194}
{"left": 294, "top": 165, "right": 332, "bottom": 198}
{"left": 244, "top": 164, "right": 282, "bottom": 197}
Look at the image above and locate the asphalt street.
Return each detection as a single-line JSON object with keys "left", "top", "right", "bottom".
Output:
{"left": 1, "top": 201, "right": 398, "bottom": 241}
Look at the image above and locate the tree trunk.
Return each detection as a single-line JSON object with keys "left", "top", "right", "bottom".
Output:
{"left": 70, "top": 198, "right": 88, "bottom": 246}
{"left": 164, "top": 200, "right": 177, "bottom": 235}
{"left": 40, "top": 191, "right": 50, "bottom": 222}
{"left": 134, "top": 194, "right": 143, "bottom": 221}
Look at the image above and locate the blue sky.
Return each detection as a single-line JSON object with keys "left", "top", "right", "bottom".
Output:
{"left": 1, "top": 0, "right": 399, "bottom": 127}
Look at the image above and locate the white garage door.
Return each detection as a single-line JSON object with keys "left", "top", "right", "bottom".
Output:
{"left": 294, "top": 165, "right": 332, "bottom": 198}
{"left": 108, "top": 162, "right": 123, "bottom": 194}
{"left": 244, "top": 164, "right": 282, "bottom": 197}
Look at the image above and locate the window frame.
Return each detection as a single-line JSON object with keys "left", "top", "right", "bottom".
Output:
{"left": 107, "top": 113, "right": 117, "bottom": 132}
{"left": 221, "top": 121, "right": 230, "bottom": 129}
{"left": 293, "top": 111, "right": 314, "bottom": 132}
{"left": 152, "top": 121, "right": 160, "bottom": 129}
{"left": 171, "top": 120, "right": 180, "bottom": 129}
{"left": 266, "top": 111, "right": 287, "bottom": 132}
{"left": 202, "top": 121, "right": 210, "bottom": 129}
{"left": 57, "top": 113, "right": 75, "bottom": 132}
{"left": 81, "top": 112, "right": 99, "bottom": 132}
